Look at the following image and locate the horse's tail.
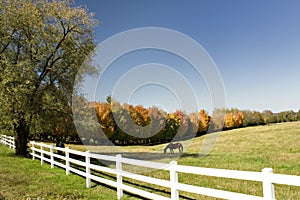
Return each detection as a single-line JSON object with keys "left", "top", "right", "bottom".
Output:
{"left": 179, "top": 143, "right": 183, "bottom": 153}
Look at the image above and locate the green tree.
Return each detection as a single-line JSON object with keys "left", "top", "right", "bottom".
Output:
{"left": 0, "top": 0, "right": 97, "bottom": 156}
{"left": 262, "top": 110, "right": 277, "bottom": 124}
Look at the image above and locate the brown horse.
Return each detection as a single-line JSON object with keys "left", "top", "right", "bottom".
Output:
{"left": 164, "top": 142, "right": 183, "bottom": 154}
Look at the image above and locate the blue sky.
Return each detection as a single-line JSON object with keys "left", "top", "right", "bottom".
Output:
{"left": 77, "top": 0, "right": 300, "bottom": 113}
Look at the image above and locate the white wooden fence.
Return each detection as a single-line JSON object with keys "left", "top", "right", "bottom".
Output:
{"left": 1, "top": 135, "right": 300, "bottom": 200}
{"left": 29, "top": 141, "right": 300, "bottom": 200}
{"left": 0, "top": 134, "right": 15, "bottom": 149}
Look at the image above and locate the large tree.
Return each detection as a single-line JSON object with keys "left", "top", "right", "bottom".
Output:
{"left": 0, "top": 0, "right": 97, "bottom": 156}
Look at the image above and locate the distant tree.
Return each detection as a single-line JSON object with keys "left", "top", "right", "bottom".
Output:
{"left": 211, "top": 108, "right": 226, "bottom": 131}
{"left": 175, "top": 111, "right": 190, "bottom": 139}
{"left": 164, "top": 111, "right": 183, "bottom": 141}
{"left": 241, "top": 110, "right": 253, "bottom": 126}
{"left": 261, "top": 110, "right": 277, "bottom": 124}
{"left": 189, "top": 112, "right": 199, "bottom": 134}
{"left": 130, "top": 105, "right": 150, "bottom": 128}
{"left": 224, "top": 109, "right": 244, "bottom": 130}
{"left": 95, "top": 102, "right": 115, "bottom": 140}
{"left": 106, "top": 95, "right": 112, "bottom": 104}
{"left": 198, "top": 109, "right": 211, "bottom": 133}
{"left": 241, "top": 110, "right": 264, "bottom": 126}
{"left": 277, "top": 110, "right": 297, "bottom": 122}
{"left": 0, "top": 0, "right": 97, "bottom": 156}
{"left": 147, "top": 106, "right": 167, "bottom": 143}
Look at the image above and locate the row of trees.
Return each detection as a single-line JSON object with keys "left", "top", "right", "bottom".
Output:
{"left": 92, "top": 100, "right": 211, "bottom": 145}
{"left": 79, "top": 99, "right": 299, "bottom": 145}
{"left": 4, "top": 86, "right": 299, "bottom": 147}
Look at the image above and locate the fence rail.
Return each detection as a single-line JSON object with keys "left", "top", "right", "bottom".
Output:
{"left": 0, "top": 134, "right": 15, "bottom": 149}
{"left": 1, "top": 135, "right": 300, "bottom": 200}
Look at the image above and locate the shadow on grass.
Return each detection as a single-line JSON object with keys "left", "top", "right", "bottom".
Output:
{"left": 81, "top": 151, "right": 211, "bottom": 161}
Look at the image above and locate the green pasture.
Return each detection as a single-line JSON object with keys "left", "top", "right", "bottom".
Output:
{"left": 1, "top": 122, "right": 300, "bottom": 199}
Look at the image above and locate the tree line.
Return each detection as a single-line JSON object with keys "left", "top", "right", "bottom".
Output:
{"left": 3, "top": 91, "right": 299, "bottom": 146}
{"left": 68, "top": 98, "right": 300, "bottom": 146}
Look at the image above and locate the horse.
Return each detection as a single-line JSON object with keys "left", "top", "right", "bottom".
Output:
{"left": 164, "top": 142, "right": 183, "bottom": 154}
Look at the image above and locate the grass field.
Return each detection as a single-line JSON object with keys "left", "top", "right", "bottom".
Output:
{"left": 0, "top": 146, "right": 119, "bottom": 200}
{"left": 1, "top": 122, "right": 300, "bottom": 199}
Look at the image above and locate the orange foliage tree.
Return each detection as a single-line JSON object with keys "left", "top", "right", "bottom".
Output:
{"left": 225, "top": 110, "right": 244, "bottom": 129}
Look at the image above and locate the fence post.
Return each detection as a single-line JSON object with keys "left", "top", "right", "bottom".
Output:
{"left": 86, "top": 150, "right": 91, "bottom": 188}
{"left": 10, "top": 136, "right": 14, "bottom": 149}
{"left": 32, "top": 141, "right": 35, "bottom": 160}
{"left": 5, "top": 135, "right": 8, "bottom": 146}
{"left": 3, "top": 135, "right": 6, "bottom": 146}
{"left": 262, "top": 168, "right": 275, "bottom": 200}
{"left": 3, "top": 135, "right": 5, "bottom": 146}
{"left": 170, "top": 161, "right": 179, "bottom": 200}
{"left": 65, "top": 147, "right": 70, "bottom": 175}
{"left": 9, "top": 136, "right": 12, "bottom": 149}
{"left": 116, "top": 154, "right": 123, "bottom": 199}
{"left": 50, "top": 145, "right": 54, "bottom": 169}
{"left": 40, "top": 143, "right": 44, "bottom": 165}
{"left": 12, "top": 136, "right": 15, "bottom": 149}
{"left": 7, "top": 136, "right": 11, "bottom": 148}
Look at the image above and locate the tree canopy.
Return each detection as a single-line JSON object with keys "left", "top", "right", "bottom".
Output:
{"left": 0, "top": 0, "right": 98, "bottom": 156}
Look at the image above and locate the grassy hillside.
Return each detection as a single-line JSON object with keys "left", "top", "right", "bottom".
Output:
{"left": 1, "top": 122, "right": 300, "bottom": 199}
{"left": 175, "top": 122, "right": 300, "bottom": 199}
{"left": 181, "top": 121, "right": 300, "bottom": 173}
{"left": 70, "top": 121, "right": 300, "bottom": 199}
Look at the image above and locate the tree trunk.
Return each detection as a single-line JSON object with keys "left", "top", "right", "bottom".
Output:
{"left": 14, "top": 115, "right": 30, "bottom": 157}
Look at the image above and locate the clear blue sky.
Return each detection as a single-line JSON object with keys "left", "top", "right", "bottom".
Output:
{"left": 77, "top": 0, "right": 300, "bottom": 113}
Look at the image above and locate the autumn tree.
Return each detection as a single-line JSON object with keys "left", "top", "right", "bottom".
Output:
{"left": 95, "top": 102, "right": 115, "bottom": 140}
{"left": 0, "top": 0, "right": 97, "bottom": 156}
{"left": 224, "top": 110, "right": 244, "bottom": 129}
{"left": 163, "top": 110, "right": 189, "bottom": 141}
{"left": 198, "top": 109, "right": 211, "bottom": 133}
{"left": 130, "top": 105, "right": 150, "bottom": 127}
{"left": 147, "top": 106, "right": 166, "bottom": 143}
